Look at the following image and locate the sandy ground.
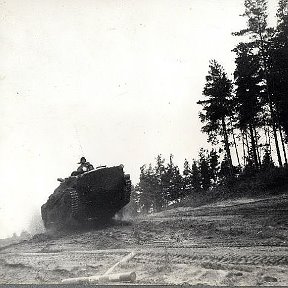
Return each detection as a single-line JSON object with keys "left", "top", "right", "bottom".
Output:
{"left": 1, "top": 193, "right": 288, "bottom": 285}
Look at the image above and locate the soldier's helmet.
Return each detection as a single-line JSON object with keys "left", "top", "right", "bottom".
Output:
{"left": 78, "top": 157, "right": 86, "bottom": 164}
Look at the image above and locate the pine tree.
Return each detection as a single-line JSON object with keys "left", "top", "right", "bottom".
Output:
{"left": 262, "top": 148, "right": 275, "bottom": 169}
{"left": 233, "top": 0, "right": 283, "bottom": 166}
{"left": 127, "top": 184, "right": 141, "bottom": 216}
{"left": 162, "top": 154, "right": 183, "bottom": 202}
{"left": 197, "top": 60, "right": 234, "bottom": 171}
{"left": 233, "top": 43, "right": 264, "bottom": 168}
{"left": 268, "top": 0, "right": 288, "bottom": 163}
{"left": 183, "top": 158, "right": 192, "bottom": 193}
{"left": 154, "top": 154, "right": 167, "bottom": 210}
{"left": 209, "top": 149, "right": 220, "bottom": 185}
{"left": 191, "top": 160, "right": 202, "bottom": 192}
{"left": 138, "top": 164, "right": 158, "bottom": 213}
{"left": 199, "top": 149, "right": 211, "bottom": 190}
{"left": 219, "top": 155, "right": 232, "bottom": 182}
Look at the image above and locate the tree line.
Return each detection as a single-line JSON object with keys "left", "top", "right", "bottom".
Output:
{"left": 198, "top": 0, "right": 288, "bottom": 172}
{"left": 129, "top": 0, "right": 288, "bottom": 215}
{"left": 129, "top": 150, "right": 221, "bottom": 214}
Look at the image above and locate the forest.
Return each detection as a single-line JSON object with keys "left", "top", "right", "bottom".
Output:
{"left": 128, "top": 0, "right": 288, "bottom": 215}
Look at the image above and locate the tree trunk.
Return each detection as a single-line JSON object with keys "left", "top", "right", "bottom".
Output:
{"left": 253, "top": 126, "right": 261, "bottom": 168}
{"left": 229, "top": 117, "right": 241, "bottom": 167}
{"left": 249, "top": 123, "right": 259, "bottom": 168}
{"left": 279, "top": 124, "right": 288, "bottom": 166}
{"left": 267, "top": 101, "right": 283, "bottom": 167}
{"left": 245, "top": 130, "right": 250, "bottom": 165}
{"left": 275, "top": 103, "right": 288, "bottom": 166}
{"left": 258, "top": 32, "right": 283, "bottom": 167}
{"left": 267, "top": 125, "right": 272, "bottom": 154}
{"left": 221, "top": 117, "right": 233, "bottom": 172}
{"left": 264, "top": 125, "right": 271, "bottom": 153}
{"left": 242, "top": 130, "right": 247, "bottom": 167}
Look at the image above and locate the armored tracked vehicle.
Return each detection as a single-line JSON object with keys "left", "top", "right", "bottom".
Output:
{"left": 41, "top": 165, "right": 131, "bottom": 230}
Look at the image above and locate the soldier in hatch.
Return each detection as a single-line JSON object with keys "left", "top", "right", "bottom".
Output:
{"left": 71, "top": 157, "right": 94, "bottom": 176}
{"left": 77, "top": 157, "right": 94, "bottom": 173}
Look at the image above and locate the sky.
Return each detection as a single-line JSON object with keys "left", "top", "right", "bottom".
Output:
{"left": 0, "top": 0, "right": 279, "bottom": 238}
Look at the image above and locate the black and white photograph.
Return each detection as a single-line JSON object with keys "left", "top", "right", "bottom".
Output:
{"left": 1, "top": 0, "right": 288, "bottom": 285}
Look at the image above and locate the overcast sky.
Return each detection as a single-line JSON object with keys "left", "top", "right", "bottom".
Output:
{"left": 0, "top": 0, "right": 278, "bottom": 238}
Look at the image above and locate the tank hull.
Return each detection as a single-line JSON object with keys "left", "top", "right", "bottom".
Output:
{"left": 41, "top": 166, "right": 131, "bottom": 229}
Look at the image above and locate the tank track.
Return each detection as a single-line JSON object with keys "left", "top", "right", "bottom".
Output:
{"left": 125, "top": 179, "right": 132, "bottom": 191}
{"left": 125, "top": 174, "right": 131, "bottom": 187}
{"left": 124, "top": 175, "right": 132, "bottom": 200}
{"left": 67, "top": 188, "right": 80, "bottom": 217}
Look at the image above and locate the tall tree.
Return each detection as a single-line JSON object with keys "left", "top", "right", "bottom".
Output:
{"left": 198, "top": 60, "right": 234, "bottom": 171}
{"left": 268, "top": 0, "right": 288, "bottom": 164}
{"left": 229, "top": 116, "right": 241, "bottom": 167}
{"left": 233, "top": 43, "right": 264, "bottom": 168}
{"left": 233, "top": 0, "right": 283, "bottom": 166}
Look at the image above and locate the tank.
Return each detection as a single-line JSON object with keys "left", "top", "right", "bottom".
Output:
{"left": 41, "top": 165, "right": 132, "bottom": 230}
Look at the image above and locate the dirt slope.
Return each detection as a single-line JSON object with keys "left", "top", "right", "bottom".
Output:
{"left": 1, "top": 194, "right": 288, "bottom": 285}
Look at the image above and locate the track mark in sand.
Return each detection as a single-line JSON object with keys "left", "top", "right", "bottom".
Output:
{"left": 133, "top": 252, "right": 288, "bottom": 267}
{"left": 0, "top": 258, "right": 32, "bottom": 269}
{"left": 3, "top": 246, "right": 288, "bottom": 277}
{"left": 5, "top": 248, "right": 288, "bottom": 267}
